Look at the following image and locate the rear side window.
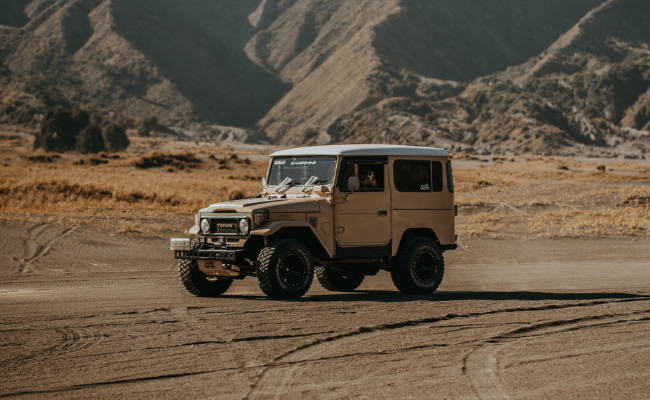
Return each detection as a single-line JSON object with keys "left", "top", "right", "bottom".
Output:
{"left": 432, "top": 161, "right": 443, "bottom": 192}
{"left": 446, "top": 161, "right": 454, "bottom": 193}
{"left": 394, "top": 160, "right": 431, "bottom": 192}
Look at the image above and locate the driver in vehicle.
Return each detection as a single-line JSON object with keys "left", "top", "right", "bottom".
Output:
{"left": 361, "top": 169, "right": 377, "bottom": 188}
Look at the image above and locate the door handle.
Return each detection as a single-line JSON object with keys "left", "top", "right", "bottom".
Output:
{"left": 377, "top": 210, "right": 388, "bottom": 216}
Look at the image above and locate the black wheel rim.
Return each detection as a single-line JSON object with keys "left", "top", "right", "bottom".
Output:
{"left": 413, "top": 250, "right": 437, "bottom": 284}
{"left": 339, "top": 271, "right": 356, "bottom": 280}
{"left": 278, "top": 254, "right": 308, "bottom": 287}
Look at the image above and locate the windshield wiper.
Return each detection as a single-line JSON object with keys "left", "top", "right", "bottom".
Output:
{"left": 302, "top": 176, "right": 318, "bottom": 191}
{"left": 302, "top": 176, "right": 331, "bottom": 193}
{"left": 276, "top": 177, "right": 299, "bottom": 192}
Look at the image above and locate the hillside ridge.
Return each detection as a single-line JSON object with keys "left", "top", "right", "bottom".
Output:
{"left": 1, "top": 0, "right": 648, "bottom": 155}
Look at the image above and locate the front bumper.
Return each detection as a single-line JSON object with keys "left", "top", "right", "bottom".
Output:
{"left": 171, "top": 237, "right": 247, "bottom": 262}
{"left": 174, "top": 248, "right": 245, "bottom": 262}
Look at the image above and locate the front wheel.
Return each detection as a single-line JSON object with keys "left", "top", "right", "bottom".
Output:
{"left": 179, "top": 259, "right": 233, "bottom": 297}
{"left": 256, "top": 239, "right": 314, "bottom": 299}
{"left": 390, "top": 237, "right": 444, "bottom": 295}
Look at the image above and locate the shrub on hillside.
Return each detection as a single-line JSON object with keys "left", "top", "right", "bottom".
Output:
{"left": 35, "top": 107, "right": 91, "bottom": 152}
{"left": 34, "top": 106, "right": 129, "bottom": 153}
{"left": 134, "top": 152, "right": 201, "bottom": 170}
{"left": 71, "top": 108, "right": 90, "bottom": 132}
{"left": 75, "top": 124, "right": 106, "bottom": 154}
{"left": 103, "top": 123, "right": 130, "bottom": 152}
{"left": 34, "top": 107, "right": 76, "bottom": 151}
{"left": 138, "top": 116, "right": 160, "bottom": 137}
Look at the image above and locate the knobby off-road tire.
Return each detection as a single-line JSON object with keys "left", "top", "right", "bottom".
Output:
{"left": 390, "top": 237, "right": 445, "bottom": 295}
{"left": 256, "top": 239, "right": 314, "bottom": 299}
{"left": 316, "top": 266, "right": 365, "bottom": 292}
{"left": 179, "top": 259, "right": 233, "bottom": 297}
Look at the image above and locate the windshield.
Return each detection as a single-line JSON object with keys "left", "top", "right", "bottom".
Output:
{"left": 267, "top": 157, "right": 337, "bottom": 187}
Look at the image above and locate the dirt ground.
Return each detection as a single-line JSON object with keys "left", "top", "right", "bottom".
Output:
{"left": 2, "top": 221, "right": 650, "bottom": 399}
{"left": 2, "top": 127, "right": 649, "bottom": 398}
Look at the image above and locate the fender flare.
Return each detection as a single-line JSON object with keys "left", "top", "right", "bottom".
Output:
{"left": 251, "top": 221, "right": 332, "bottom": 258}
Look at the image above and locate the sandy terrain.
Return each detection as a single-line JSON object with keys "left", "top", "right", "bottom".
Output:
{"left": 1, "top": 128, "right": 649, "bottom": 398}
{"left": 1, "top": 221, "right": 649, "bottom": 399}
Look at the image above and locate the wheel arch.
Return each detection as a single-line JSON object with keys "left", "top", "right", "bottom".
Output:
{"left": 395, "top": 228, "right": 440, "bottom": 254}
{"left": 268, "top": 227, "right": 331, "bottom": 260}
{"left": 250, "top": 222, "right": 332, "bottom": 260}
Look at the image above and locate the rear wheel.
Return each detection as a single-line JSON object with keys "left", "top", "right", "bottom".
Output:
{"left": 316, "top": 266, "right": 365, "bottom": 292}
{"left": 179, "top": 259, "right": 233, "bottom": 297}
{"left": 390, "top": 237, "right": 444, "bottom": 295}
{"left": 256, "top": 239, "right": 314, "bottom": 299}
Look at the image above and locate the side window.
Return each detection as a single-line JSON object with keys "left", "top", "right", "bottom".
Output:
{"left": 394, "top": 160, "right": 431, "bottom": 192}
{"left": 446, "top": 161, "right": 454, "bottom": 193}
{"left": 432, "top": 161, "right": 443, "bottom": 192}
{"left": 339, "top": 160, "right": 385, "bottom": 192}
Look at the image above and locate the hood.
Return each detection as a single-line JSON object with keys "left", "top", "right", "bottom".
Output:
{"left": 200, "top": 197, "right": 322, "bottom": 214}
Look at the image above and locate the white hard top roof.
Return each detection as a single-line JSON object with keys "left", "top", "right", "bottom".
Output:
{"left": 270, "top": 144, "right": 450, "bottom": 157}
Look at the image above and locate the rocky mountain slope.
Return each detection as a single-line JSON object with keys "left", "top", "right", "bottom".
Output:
{"left": 335, "top": 0, "right": 650, "bottom": 155}
{"left": 1, "top": 0, "right": 649, "bottom": 155}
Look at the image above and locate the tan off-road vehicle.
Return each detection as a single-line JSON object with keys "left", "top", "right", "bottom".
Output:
{"left": 171, "top": 144, "right": 456, "bottom": 299}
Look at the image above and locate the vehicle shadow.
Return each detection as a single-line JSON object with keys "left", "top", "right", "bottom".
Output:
{"left": 224, "top": 290, "right": 650, "bottom": 303}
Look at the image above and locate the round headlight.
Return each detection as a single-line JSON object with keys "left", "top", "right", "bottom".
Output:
{"left": 200, "top": 218, "right": 210, "bottom": 234}
{"left": 238, "top": 218, "right": 250, "bottom": 235}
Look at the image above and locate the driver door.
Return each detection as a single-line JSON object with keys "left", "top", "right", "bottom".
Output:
{"left": 334, "top": 157, "right": 391, "bottom": 247}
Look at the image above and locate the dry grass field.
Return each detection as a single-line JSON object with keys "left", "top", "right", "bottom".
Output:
{"left": 455, "top": 154, "right": 650, "bottom": 239}
{"left": 1, "top": 125, "right": 648, "bottom": 239}
{"left": 0, "top": 126, "right": 268, "bottom": 235}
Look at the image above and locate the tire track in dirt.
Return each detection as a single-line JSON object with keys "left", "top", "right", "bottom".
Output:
{"left": 245, "top": 297, "right": 650, "bottom": 400}
{"left": 461, "top": 309, "right": 650, "bottom": 399}
{"left": 0, "top": 330, "right": 338, "bottom": 398}
{"left": 463, "top": 345, "right": 509, "bottom": 399}
{"left": 0, "top": 326, "right": 105, "bottom": 369}
{"left": 0, "top": 370, "right": 220, "bottom": 399}
{"left": 14, "top": 224, "right": 78, "bottom": 274}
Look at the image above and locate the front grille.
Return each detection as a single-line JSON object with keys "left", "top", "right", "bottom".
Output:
{"left": 210, "top": 218, "right": 238, "bottom": 235}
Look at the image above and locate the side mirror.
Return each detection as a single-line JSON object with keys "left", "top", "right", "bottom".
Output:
{"left": 348, "top": 176, "right": 360, "bottom": 193}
